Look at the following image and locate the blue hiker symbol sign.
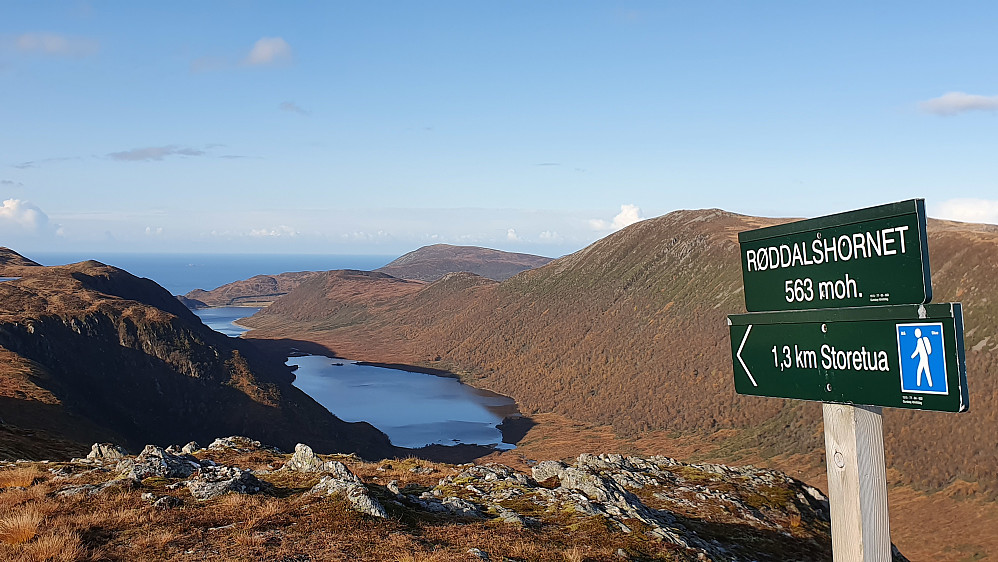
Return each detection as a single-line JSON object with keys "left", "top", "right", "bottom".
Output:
{"left": 896, "top": 322, "right": 949, "bottom": 395}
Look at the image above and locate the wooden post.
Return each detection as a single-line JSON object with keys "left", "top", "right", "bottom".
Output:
{"left": 822, "top": 403, "right": 891, "bottom": 561}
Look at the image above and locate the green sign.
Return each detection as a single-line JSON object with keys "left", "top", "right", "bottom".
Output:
{"left": 728, "top": 304, "right": 968, "bottom": 412}
{"left": 739, "top": 199, "right": 931, "bottom": 312}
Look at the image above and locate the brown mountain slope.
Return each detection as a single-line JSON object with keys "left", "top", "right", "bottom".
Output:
{"left": 184, "top": 271, "right": 320, "bottom": 307}
{"left": 375, "top": 243, "right": 553, "bottom": 282}
{"left": 243, "top": 209, "right": 998, "bottom": 499}
{"left": 0, "top": 246, "right": 41, "bottom": 269}
{"left": 0, "top": 253, "right": 396, "bottom": 460}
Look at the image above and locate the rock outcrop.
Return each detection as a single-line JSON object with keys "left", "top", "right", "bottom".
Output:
{"left": 3, "top": 436, "right": 910, "bottom": 561}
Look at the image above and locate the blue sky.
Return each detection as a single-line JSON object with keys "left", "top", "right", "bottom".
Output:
{"left": 2, "top": 2, "right": 997, "bottom": 256}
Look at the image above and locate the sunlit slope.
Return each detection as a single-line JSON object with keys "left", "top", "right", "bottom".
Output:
{"left": 246, "top": 209, "right": 998, "bottom": 495}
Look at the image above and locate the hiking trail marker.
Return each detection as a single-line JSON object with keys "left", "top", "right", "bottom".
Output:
{"left": 727, "top": 199, "right": 968, "bottom": 562}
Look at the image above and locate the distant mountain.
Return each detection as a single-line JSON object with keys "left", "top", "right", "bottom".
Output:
{"left": 374, "top": 244, "right": 553, "bottom": 282}
{"left": 243, "top": 210, "right": 998, "bottom": 501}
{"left": 0, "top": 250, "right": 396, "bottom": 460}
{"left": 178, "top": 244, "right": 549, "bottom": 310}
{"left": 184, "top": 271, "right": 320, "bottom": 307}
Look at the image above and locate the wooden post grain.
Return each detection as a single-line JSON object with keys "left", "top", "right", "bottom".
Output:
{"left": 822, "top": 403, "right": 891, "bottom": 561}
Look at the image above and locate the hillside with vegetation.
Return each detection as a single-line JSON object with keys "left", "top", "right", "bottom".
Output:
{"left": 182, "top": 271, "right": 321, "bottom": 308}
{"left": 242, "top": 209, "right": 998, "bottom": 559}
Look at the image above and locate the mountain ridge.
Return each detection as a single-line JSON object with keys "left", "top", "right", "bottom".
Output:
{"left": 375, "top": 243, "right": 553, "bottom": 282}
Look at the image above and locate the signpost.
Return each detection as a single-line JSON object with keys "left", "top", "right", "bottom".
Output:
{"left": 729, "top": 303, "right": 968, "bottom": 412}
{"left": 727, "top": 199, "right": 968, "bottom": 562}
{"left": 739, "top": 199, "right": 931, "bottom": 312}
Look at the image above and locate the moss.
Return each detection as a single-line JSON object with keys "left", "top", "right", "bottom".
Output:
{"left": 669, "top": 466, "right": 721, "bottom": 486}
{"left": 741, "top": 485, "right": 797, "bottom": 511}
{"left": 141, "top": 476, "right": 172, "bottom": 488}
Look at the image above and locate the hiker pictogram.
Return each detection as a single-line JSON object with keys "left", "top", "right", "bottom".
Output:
{"left": 897, "top": 323, "right": 949, "bottom": 395}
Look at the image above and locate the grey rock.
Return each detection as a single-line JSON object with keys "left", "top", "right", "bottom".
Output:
{"left": 116, "top": 445, "right": 199, "bottom": 480}
{"left": 442, "top": 496, "right": 482, "bottom": 518}
{"left": 531, "top": 460, "right": 566, "bottom": 483}
{"left": 56, "top": 484, "right": 98, "bottom": 497}
{"left": 308, "top": 465, "right": 387, "bottom": 518}
{"left": 495, "top": 507, "right": 525, "bottom": 526}
{"left": 467, "top": 548, "right": 489, "bottom": 560}
{"left": 86, "top": 443, "right": 127, "bottom": 462}
{"left": 208, "top": 436, "right": 262, "bottom": 451}
{"left": 181, "top": 441, "right": 200, "bottom": 454}
{"left": 386, "top": 480, "right": 402, "bottom": 496}
{"left": 153, "top": 495, "right": 183, "bottom": 508}
{"left": 281, "top": 443, "right": 343, "bottom": 473}
{"left": 185, "top": 465, "right": 265, "bottom": 500}
{"left": 55, "top": 477, "right": 139, "bottom": 498}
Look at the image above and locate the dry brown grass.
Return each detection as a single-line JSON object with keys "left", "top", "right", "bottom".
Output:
{"left": 0, "top": 506, "right": 43, "bottom": 546}
{"left": 0, "top": 468, "right": 44, "bottom": 489}
{"left": 0, "top": 486, "right": 47, "bottom": 510}
{"left": 20, "top": 529, "right": 84, "bottom": 562}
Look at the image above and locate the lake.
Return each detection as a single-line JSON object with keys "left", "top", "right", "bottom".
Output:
{"left": 194, "top": 306, "right": 262, "bottom": 337}
{"left": 192, "top": 307, "right": 518, "bottom": 450}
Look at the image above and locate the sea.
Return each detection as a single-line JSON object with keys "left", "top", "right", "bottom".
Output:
{"left": 30, "top": 253, "right": 395, "bottom": 295}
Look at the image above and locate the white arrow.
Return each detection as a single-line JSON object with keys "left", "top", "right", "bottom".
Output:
{"left": 737, "top": 325, "right": 758, "bottom": 387}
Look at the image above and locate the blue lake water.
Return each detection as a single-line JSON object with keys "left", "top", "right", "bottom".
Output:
{"left": 194, "top": 307, "right": 262, "bottom": 337}
{"left": 192, "top": 307, "right": 517, "bottom": 450}
{"left": 288, "top": 356, "right": 516, "bottom": 450}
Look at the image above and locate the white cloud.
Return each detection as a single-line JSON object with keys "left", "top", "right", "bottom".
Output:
{"left": 935, "top": 198, "right": 998, "bottom": 225}
{"left": 12, "top": 33, "right": 99, "bottom": 58}
{"left": 249, "top": 225, "right": 299, "bottom": 237}
{"left": 919, "top": 92, "right": 998, "bottom": 116}
{"left": 0, "top": 198, "right": 50, "bottom": 232}
{"left": 589, "top": 204, "right": 645, "bottom": 231}
{"left": 144, "top": 226, "right": 164, "bottom": 236}
{"left": 506, "top": 228, "right": 520, "bottom": 241}
{"left": 538, "top": 230, "right": 560, "bottom": 241}
{"left": 107, "top": 145, "right": 205, "bottom": 161}
{"left": 243, "top": 37, "right": 292, "bottom": 66}
{"left": 280, "top": 101, "right": 310, "bottom": 115}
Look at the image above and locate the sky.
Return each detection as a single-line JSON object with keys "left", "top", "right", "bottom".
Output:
{"left": 2, "top": 1, "right": 997, "bottom": 257}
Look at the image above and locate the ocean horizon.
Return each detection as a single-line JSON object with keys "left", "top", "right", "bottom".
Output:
{"left": 30, "top": 252, "right": 396, "bottom": 296}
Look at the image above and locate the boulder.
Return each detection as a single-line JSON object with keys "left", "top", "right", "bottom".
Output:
{"left": 281, "top": 443, "right": 343, "bottom": 473}
{"left": 208, "top": 436, "right": 262, "bottom": 451}
{"left": 86, "top": 443, "right": 128, "bottom": 462}
{"left": 185, "top": 465, "right": 265, "bottom": 500}
{"left": 307, "top": 463, "right": 387, "bottom": 518}
{"left": 116, "top": 445, "right": 200, "bottom": 480}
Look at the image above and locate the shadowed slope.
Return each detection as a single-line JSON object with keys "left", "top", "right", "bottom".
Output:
{"left": 0, "top": 257, "right": 396, "bottom": 460}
